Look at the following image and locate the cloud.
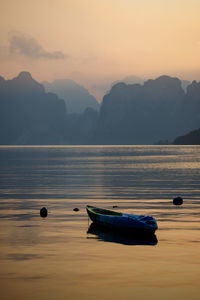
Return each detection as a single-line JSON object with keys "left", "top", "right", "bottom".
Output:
{"left": 8, "top": 32, "right": 67, "bottom": 60}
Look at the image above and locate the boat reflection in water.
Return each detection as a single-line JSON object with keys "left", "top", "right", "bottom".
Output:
{"left": 87, "top": 223, "right": 158, "bottom": 246}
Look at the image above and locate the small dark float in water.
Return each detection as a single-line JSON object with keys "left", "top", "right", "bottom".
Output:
{"left": 173, "top": 197, "right": 183, "bottom": 205}
{"left": 40, "top": 207, "right": 48, "bottom": 218}
{"left": 73, "top": 208, "right": 79, "bottom": 212}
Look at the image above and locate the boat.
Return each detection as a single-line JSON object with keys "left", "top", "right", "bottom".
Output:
{"left": 86, "top": 205, "right": 158, "bottom": 234}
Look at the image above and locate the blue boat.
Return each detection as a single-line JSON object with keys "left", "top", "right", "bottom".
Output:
{"left": 86, "top": 205, "right": 158, "bottom": 234}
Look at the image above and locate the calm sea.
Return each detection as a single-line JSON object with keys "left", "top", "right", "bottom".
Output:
{"left": 0, "top": 145, "right": 200, "bottom": 300}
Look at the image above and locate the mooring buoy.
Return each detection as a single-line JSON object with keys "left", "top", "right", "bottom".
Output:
{"left": 173, "top": 197, "right": 183, "bottom": 205}
{"left": 73, "top": 208, "right": 79, "bottom": 212}
{"left": 40, "top": 207, "right": 48, "bottom": 217}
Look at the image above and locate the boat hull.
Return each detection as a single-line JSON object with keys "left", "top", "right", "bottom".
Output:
{"left": 86, "top": 205, "right": 158, "bottom": 234}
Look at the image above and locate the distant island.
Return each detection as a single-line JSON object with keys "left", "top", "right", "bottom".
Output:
{"left": 0, "top": 71, "right": 200, "bottom": 145}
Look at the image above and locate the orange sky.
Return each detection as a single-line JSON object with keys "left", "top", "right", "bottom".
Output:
{"left": 1, "top": 0, "right": 200, "bottom": 101}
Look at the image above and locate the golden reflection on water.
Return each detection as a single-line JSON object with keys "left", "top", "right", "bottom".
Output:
{"left": 0, "top": 146, "right": 200, "bottom": 300}
{"left": 0, "top": 208, "right": 200, "bottom": 300}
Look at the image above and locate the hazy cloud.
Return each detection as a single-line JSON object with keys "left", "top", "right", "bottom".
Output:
{"left": 8, "top": 32, "right": 67, "bottom": 60}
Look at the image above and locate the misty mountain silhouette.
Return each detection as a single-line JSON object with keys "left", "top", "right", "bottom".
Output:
{"left": 111, "top": 75, "right": 144, "bottom": 88}
{"left": 111, "top": 76, "right": 190, "bottom": 93}
{"left": 0, "top": 72, "right": 200, "bottom": 145}
{"left": 0, "top": 72, "right": 67, "bottom": 144}
{"left": 65, "top": 107, "right": 98, "bottom": 144}
{"left": 43, "top": 79, "right": 99, "bottom": 114}
{"left": 173, "top": 128, "right": 200, "bottom": 145}
{"left": 93, "top": 76, "right": 200, "bottom": 144}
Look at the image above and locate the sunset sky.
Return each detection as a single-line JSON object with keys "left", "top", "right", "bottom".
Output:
{"left": 1, "top": 0, "right": 200, "bottom": 101}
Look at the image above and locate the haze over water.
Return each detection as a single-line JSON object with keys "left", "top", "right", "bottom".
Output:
{"left": 0, "top": 145, "right": 200, "bottom": 300}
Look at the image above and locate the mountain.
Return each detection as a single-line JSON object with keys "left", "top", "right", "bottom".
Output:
{"left": 183, "top": 81, "right": 200, "bottom": 130}
{"left": 43, "top": 79, "right": 100, "bottom": 114}
{"left": 181, "top": 80, "right": 191, "bottom": 92}
{"left": 111, "top": 75, "right": 144, "bottom": 88}
{"left": 0, "top": 72, "right": 67, "bottom": 144}
{"left": 65, "top": 107, "right": 98, "bottom": 144}
{"left": 1, "top": 72, "right": 200, "bottom": 145}
{"left": 173, "top": 128, "right": 200, "bottom": 145}
{"left": 93, "top": 75, "right": 187, "bottom": 144}
{"left": 112, "top": 76, "right": 190, "bottom": 92}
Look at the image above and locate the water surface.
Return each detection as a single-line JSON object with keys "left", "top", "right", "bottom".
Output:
{"left": 0, "top": 146, "right": 200, "bottom": 300}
